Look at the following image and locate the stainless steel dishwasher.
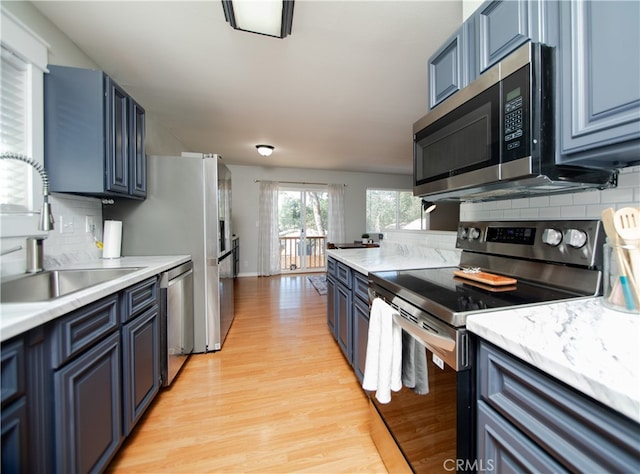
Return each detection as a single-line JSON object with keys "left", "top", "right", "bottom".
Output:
{"left": 159, "top": 261, "right": 194, "bottom": 386}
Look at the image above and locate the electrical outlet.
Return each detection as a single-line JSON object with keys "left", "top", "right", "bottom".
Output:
{"left": 59, "top": 215, "right": 74, "bottom": 234}
{"left": 85, "top": 215, "right": 96, "bottom": 233}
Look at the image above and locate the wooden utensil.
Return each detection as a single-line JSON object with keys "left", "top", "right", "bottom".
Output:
{"left": 613, "top": 207, "right": 640, "bottom": 292}
{"left": 602, "top": 208, "right": 638, "bottom": 310}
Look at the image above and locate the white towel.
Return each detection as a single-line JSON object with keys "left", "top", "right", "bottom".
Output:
{"left": 402, "top": 331, "right": 430, "bottom": 395}
{"left": 362, "top": 298, "right": 402, "bottom": 403}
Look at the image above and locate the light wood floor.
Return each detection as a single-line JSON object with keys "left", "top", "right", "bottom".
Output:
{"left": 107, "top": 275, "right": 387, "bottom": 473}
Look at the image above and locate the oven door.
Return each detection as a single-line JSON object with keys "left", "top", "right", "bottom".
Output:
{"left": 368, "top": 334, "right": 474, "bottom": 473}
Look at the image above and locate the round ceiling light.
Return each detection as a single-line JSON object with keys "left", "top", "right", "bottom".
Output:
{"left": 256, "top": 144, "right": 274, "bottom": 157}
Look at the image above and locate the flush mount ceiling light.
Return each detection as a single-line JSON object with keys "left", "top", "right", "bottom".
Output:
{"left": 256, "top": 144, "right": 275, "bottom": 157}
{"left": 222, "top": 0, "right": 295, "bottom": 39}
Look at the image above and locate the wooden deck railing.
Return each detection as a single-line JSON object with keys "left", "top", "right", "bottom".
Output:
{"left": 280, "top": 236, "right": 327, "bottom": 271}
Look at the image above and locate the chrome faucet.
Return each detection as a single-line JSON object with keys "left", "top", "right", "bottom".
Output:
{"left": 0, "top": 152, "right": 54, "bottom": 231}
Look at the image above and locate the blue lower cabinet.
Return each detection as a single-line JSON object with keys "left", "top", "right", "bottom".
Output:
{"left": 1, "top": 397, "right": 28, "bottom": 473}
{"left": 477, "top": 340, "right": 640, "bottom": 472}
{"left": 122, "top": 305, "right": 160, "bottom": 435}
{"left": 54, "top": 331, "right": 123, "bottom": 474}
{"left": 336, "top": 283, "right": 352, "bottom": 363}
{"left": 352, "top": 297, "right": 369, "bottom": 384}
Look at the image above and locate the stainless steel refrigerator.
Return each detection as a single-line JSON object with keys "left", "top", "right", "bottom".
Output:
{"left": 104, "top": 153, "right": 234, "bottom": 352}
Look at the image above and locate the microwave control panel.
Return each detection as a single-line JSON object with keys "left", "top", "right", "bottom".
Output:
{"left": 501, "top": 64, "right": 530, "bottom": 162}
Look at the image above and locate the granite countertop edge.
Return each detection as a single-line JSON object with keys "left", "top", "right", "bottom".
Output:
{"left": 326, "top": 247, "right": 461, "bottom": 274}
{"left": 1, "top": 255, "right": 190, "bottom": 342}
{"left": 467, "top": 298, "right": 640, "bottom": 424}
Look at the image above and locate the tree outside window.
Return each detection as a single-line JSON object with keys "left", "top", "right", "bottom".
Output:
{"left": 366, "top": 189, "right": 422, "bottom": 232}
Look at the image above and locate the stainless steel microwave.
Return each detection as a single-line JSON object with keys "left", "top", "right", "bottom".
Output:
{"left": 413, "top": 42, "right": 617, "bottom": 201}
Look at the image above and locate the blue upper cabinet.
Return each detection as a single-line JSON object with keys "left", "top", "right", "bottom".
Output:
{"left": 476, "top": 0, "right": 537, "bottom": 74}
{"left": 557, "top": 0, "right": 640, "bottom": 168}
{"left": 426, "top": 0, "right": 638, "bottom": 170}
{"left": 45, "top": 65, "right": 147, "bottom": 199}
{"left": 428, "top": 21, "right": 476, "bottom": 109}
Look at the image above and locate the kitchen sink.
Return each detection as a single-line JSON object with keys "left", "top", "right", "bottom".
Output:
{"left": 0, "top": 267, "right": 140, "bottom": 303}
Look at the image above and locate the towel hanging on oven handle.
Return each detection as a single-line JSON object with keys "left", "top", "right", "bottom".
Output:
{"left": 392, "top": 313, "right": 455, "bottom": 354}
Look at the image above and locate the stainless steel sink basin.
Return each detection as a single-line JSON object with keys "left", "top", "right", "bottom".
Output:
{"left": 0, "top": 267, "right": 140, "bottom": 303}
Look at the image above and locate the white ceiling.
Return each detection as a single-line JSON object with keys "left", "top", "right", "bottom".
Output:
{"left": 31, "top": 0, "right": 463, "bottom": 175}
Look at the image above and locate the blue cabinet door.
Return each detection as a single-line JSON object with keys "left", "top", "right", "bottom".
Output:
{"left": 1, "top": 397, "right": 28, "bottom": 473}
{"left": 428, "top": 21, "right": 476, "bottom": 109}
{"left": 129, "top": 98, "right": 147, "bottom": 197}
{"left": 352, "top": 296, "right": 369, "bottom": 384}
{"left": 122, "top": 306, "right": 160, "bottom": 435}
{"left": 106, "top": 78, "right": 129, "bottom": 194}
{"left": 336, "top": 282, "right": 352, "bottom": 363}
{"left": 54, "top": 332, "right": 122, "bottom": 474}
{"left": 476, "top": 0, "right": 535, "bottom": 74}
{"left": 327, "top": 275, "right": 336, "bottom": 337}
{"left": 557, "top": 0, "right": 640, "bottom": 167}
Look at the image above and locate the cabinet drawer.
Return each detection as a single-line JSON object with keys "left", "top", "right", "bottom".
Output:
{"left": 122, "top": 276, "right": 158, "bottom": 323}
{"left": 479, "top": 342, "right": 640, "bottom": 472}
{"left": 1, "top": 338, "right": 25, "bottom": 407}
{"left": 353, "top": 271, "right": 369, "bottom": 304}
{"left": 477, "top": 401, "right": 565, "bottom": 473}
{"left": 51, "top": 295, "right": 119, "bottom": 369}
{"left": 327, "top": 257, "right": 336, "bottom": 277}
{"left": 336, "top": 262, "right": 352, "bottom": 289}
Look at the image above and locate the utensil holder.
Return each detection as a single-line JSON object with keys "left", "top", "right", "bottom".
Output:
{"left": 603, "top": 242, "right": 639, "bottom": 313}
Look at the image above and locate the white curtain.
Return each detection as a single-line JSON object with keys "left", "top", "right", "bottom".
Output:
{"left": 257, "top": 181, "right": 281, "bottom": 276}
{"left": 328, "top": 184, "right": 346, "bottom": 244}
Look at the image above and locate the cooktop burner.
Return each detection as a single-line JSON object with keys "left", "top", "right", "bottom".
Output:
{"left": 371, "top": 267, "right": 586, "bottom": 327}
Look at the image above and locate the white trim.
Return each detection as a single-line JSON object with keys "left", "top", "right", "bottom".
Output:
{"left": 1, "top": 7, "right": 49, "bottom": 72}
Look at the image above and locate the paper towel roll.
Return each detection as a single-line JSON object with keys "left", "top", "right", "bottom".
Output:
{"left": 103, "top": 220, "right": 122, "bottom": 259}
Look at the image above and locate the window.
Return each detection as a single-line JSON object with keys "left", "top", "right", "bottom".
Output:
{"left": 0, "top": 8, "right": 48, "bottom": 236}
{"left": 1, "top": 45, "right": 31, "bottom": 210}
{"left": 366, "top": 189, "right": 423, "bottom": 232}
{"left": 278, "top": 186, "right": 328, "bottom": 272}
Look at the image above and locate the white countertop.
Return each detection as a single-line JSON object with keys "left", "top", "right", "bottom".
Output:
{"left": 467, "top": 298, "right": 640, "bottom": 424}
{"left": 0, "top": 255, "right": 190, "bottom": 342}
{"left": 327, "top": 246, "right": 461, "bottom": 275}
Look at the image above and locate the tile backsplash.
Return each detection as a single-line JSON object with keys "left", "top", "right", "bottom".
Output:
{"left": 460, "top": 166, "right": 640, "bottom": 221}
{"left": 1, "top": 194, "right": 103, "bottom": 276}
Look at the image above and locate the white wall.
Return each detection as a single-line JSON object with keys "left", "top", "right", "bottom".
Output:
{"left": 228, "top": 164, "right": 412, "bottom": 276}
{"left": 463, "top": 0, "right": 484, "bottom": 21}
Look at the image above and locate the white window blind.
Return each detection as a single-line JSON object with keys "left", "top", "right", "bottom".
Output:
{"left": 0, "top": 45, "right": 30, "bottom": 211}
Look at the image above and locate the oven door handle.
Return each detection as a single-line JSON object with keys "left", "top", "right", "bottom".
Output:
{"left": 392, "top": 313, "right": 456, "bottom": 353}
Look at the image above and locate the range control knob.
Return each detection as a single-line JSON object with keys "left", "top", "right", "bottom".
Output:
{"left": 542, "top": 228, "right": 563, "bottom": 246}
{"left": 458, "top": 227, "right": 469, "bottom": 239}
{"left": 469, "top": 227, "right": 481, "bottom": 240}
{"left": 564, "top": 229, "right": 588, "bottom": 248}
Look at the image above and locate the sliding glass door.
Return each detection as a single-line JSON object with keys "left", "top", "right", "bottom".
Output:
{"left": 278, "top": 187, "right": 328, "bottom": 273}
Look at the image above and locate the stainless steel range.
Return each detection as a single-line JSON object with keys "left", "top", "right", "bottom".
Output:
{"left": 367, "top": 219, "right": 605, "bottom": 473}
